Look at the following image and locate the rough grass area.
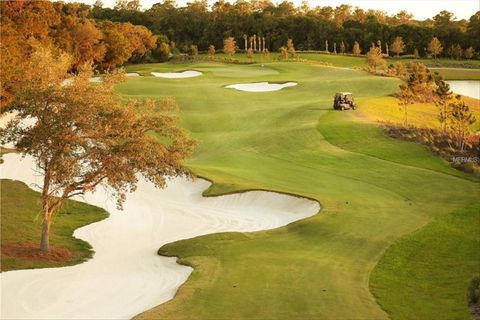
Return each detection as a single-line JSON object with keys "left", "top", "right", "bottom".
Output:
{"left": 370, "top": 204, "right": 480, "bottom": 320}
{"left": 1, "top": 179, "right": 108, "bottom": 272}
{"left": 124, "top": 61, "right": 479, "bottom": 319}
{"left": 356, "top": 96, "right": 480, "bottom": 131}
{"left": 429, "top": 68, "right": 480, "bottom": 80}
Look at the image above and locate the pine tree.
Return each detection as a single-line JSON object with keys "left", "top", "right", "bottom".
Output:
{"left": 448, "top": 96, "right": 476, "bottom": 151}
{"left": 435, "top": 76, "right": 453, "bottom": 134}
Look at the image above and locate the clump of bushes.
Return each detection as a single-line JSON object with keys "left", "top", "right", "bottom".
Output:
{"left": 382, "top": 123, "right": 480, "bottom": 174}
{"left": 468, "top": 276, "right": 480, "bottom": 318}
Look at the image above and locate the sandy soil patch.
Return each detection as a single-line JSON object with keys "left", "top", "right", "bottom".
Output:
{"left": 225, "top": 82, "right": 297, "bottom": 92}
{"left": 151, "top": 71, "right": 202, "bottom": 78}
{"left": 0, "top": 154, "right": 319, "bottom": 319}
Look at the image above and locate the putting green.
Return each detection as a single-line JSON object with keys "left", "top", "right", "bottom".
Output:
{"left": 117, "top": 61, "right": 479, "bottom": 319}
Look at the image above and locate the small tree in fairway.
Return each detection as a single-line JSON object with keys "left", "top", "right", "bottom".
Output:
{"left": 366, "top": 45, "right": 385, "bottom": 73}
{"left": 1, "top": 47, "right": 196, "bottom": 252}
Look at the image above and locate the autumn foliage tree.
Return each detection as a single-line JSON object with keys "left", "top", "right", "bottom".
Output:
{"left": 0, "top": 1, "right": 61, "bottom": 108}
{"left": 279, "top": 46, "right": 288, "bottom": 60}
{"left": 286, "top": 39, "right": 296, "bottom": 58}
{"left": 208, "top": 45, "right": 216, "bottom": 56}
{"left": 246, "top": 48, "right": 254, "bottom": 61}
{"left": 75, "top": 21, "right": 106, "bottom": 64}
{"left": 428, "top": 37, "right": 443, "bottom": 61}
{"left": 352, "top": 41, "right": 361, "bottom": 55}
{"left": 0, "top": 0, "right": 156, "bottom": 78}
{"left": 449, "top": 44, "right": 463, "bottom": 60}
{"left": 190, "top": 44, "right": 199, "bottom": 56}
{"left": 0, "top": 47, "right": 196, "bottom": 252}
{"left": 391, "top": 36, "right": 405, "bottom": 57}
{"left": 223, "top": 37, "right": 236, "bottom": 56}
{"left": 366, "top": 45, "right": 385, "bottom": 73}
{"left": 465, "top": 46, "right": 475, "bottom": 59}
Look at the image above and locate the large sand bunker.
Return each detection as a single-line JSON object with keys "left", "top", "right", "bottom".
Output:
{"left": 0, "top": 154, "right": 319, "bottom": 319}
{"left": 151, "top": 71, "right": 202, "bottom": 78}
{"left": 225, "top": 82, "right": 297, "bottom": 92}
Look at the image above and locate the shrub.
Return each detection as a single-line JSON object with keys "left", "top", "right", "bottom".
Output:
{"left": 467, "top": 276, "right": 480, "bottom": 304}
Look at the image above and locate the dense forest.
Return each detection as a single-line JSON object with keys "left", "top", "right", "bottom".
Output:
{"left": 1, "top": 0, "right": 158, "bottom": 106}
{"left": 1, "top": 0, "right": 479, "bottom": 89}
{"left": 91, "top": 0, "right": 480, "bottom": 58}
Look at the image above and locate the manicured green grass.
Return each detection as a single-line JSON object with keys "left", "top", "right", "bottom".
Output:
{"left": 1, "top": 179, "right": 108, "bottom": 272}
{"left": 370, "top": 203, "right": 480, "bottom": 320}
{"left": 122, "top": 61, "right": 479, "bottom": 319}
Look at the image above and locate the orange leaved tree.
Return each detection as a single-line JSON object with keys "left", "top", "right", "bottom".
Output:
{"left": 1, "top": 47, "right": 195, "bottom": 252}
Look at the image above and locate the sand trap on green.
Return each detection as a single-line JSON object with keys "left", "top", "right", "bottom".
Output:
{"left": 225, "top": 81, "right": 297, "bottom": 92}
{"left": 151, "top": 71, "right": 202, "bottom": 78}
{"left": 0, "top": 153, "right": 319, "bottom": 319}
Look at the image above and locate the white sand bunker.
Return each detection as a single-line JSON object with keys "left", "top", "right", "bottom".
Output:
{"left": 61, "top": 73, "right": 138, "bottom": 86}
{"left": 151, "top": 70, "right": 202, "bottom": 78}
{"left": 0, "top": 154, "right": 319, "bottom": 319}
{"left": 0, "top": 112, "right": 36, "bottom": 149}
{"left": 61, "top": 77, "right": 102, "bottom": 86}
{"left": 225, "top": 82, "right": 297, "bottom": 92}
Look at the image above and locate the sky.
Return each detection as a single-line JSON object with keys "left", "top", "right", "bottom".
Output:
{"left": 70, "top": 0, "right": 479, "bottom": 20}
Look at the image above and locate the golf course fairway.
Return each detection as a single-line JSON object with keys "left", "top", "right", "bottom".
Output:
{"left": 113, "top": 61, "right": 479, "bottom": 319}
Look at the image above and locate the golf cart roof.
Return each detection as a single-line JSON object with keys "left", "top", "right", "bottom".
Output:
{"left": 337, "top": 92, "right": 353, "bottom": 95}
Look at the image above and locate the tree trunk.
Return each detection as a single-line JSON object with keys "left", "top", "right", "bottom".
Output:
{"left": 41, "top": 167, "right": 52, "bottom": 252}
{"left": 40, "top": 211, "right": 52, "bottom": 252}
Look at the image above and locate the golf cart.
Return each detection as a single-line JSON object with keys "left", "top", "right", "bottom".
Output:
{"left": 333, "top": 92, "right": 357, "bottom": 110}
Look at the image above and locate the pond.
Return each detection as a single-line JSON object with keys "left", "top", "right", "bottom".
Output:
{"left": 446, "top": 80, "right": 480, "bottom": 99}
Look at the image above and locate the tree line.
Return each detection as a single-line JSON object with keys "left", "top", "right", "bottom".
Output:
{"left": 91, "top": 0, "right": 480, "bottom": 59}
{"left": 1, "top": 0, "right": 156, "bottom": 107}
